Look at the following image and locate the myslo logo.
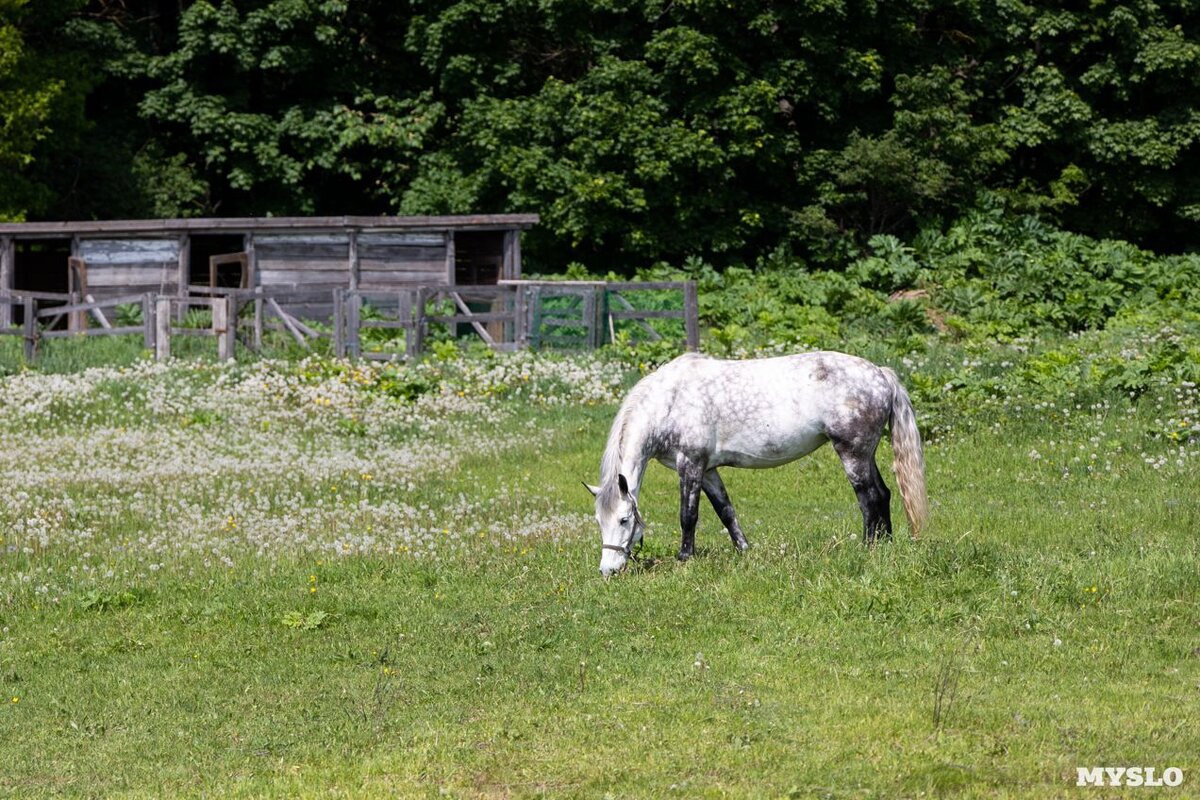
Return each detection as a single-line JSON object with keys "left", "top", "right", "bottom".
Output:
{"left": 1076, "top": 767, "right": 1184, "bottom": 787}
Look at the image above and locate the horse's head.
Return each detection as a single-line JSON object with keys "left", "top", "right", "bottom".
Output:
{"left": 585, "top": 474, "right": 644, "bottom": 576}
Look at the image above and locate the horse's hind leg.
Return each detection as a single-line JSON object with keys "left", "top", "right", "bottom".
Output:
{"left": 831, "top": 438, "right": 893, "bottom": 543}
{"left": 702, "top": 469, "right": 749, "bottom": 552}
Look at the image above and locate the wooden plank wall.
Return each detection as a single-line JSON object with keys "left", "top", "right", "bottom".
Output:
{"left": 254, "top": 232, "right": 451, "bottom": 319}
{"left": 254, "top": 234, "right": 349, "bottom": 319}
{"left": 356, "top": 233, "right": 450, "bottom": 289}
{"left": 78, "top": 238, "right": 183, "bottom": 296}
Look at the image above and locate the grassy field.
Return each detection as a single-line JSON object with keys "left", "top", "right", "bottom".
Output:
{"left": 0, "top": 340, "right": 1196, "bottom": 798}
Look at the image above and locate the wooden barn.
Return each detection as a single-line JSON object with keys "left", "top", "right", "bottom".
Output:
{"left": 0, "top": 214, "right": 538, "bottom": 322}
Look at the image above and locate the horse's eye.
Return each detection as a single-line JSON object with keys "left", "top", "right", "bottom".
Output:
{"left": 619, "top": 517, "right": 630, "bottom": 525}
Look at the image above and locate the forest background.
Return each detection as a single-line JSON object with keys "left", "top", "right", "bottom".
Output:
{"left": 4, "top": 0, "right": 1200, "bottom": 276}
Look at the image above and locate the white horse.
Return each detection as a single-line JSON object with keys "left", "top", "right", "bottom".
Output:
{"left": 586, "top": 351, "right": 928, "bottom": 575}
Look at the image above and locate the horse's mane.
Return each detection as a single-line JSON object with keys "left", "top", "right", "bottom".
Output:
{"left": 596, "top": 377, "right": 654, "bottom": 513}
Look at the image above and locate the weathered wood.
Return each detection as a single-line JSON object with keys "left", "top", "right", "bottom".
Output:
{"left": 0, "top": 214, "right": 539, "bottom": 237}
{"left": 608, "top": 292, "right": 663, "bottom": 340}
{"left": 357, "top": 233, "right": 445, "bottom": 247}
{"left": 498, "top": 279, "right": 607, "bottom": 287}
{"left": 42, "top": 325, "right": 146, "bottom": 339}
{"left": 444, "top": 231, "right": 456, "bottom": 285}
{"left": 84, "top": 295, "right": 112, "bottom": 329}
{"left": 683, "top": 280, "right": 699, "bottom": 351}
{"left": 271, "top": 302, "right": 335, "bottom": 321}
{"left": 347, "top": 292, "right": 361, "bottom": 358}
{"left": 295, "top": 317, "right": 322, "bottom": 339}
{"left": 514, "top": 286, "right": 529, "bottom": 347}
{"left": 359, "top": 250, "right": 447, "bottom": 267}
{"left": 34, "top": 293, "right": 145, "bottom": 317}
{"left": 348, "top": 229, "right": 359, "bottom": 291}
{"left": 143, "top": 293, "right": 155, "bottom": 350}
{"left": 256, "top": 248, "right": 350, "bottom": 264}
{"left": 332, "top": 289, "right": 345, "bottom": 357}
{"left": 0, "top": 289, "right": 77, "bottom": 300}
{"left": 426, "top": 311, "right": 515, "bottom": 324}
{"left": 412, "top": 288, "right": 428, "bottom": 355}
{"left": 607, "top": 308, "right": 685, "bottom": 320}
{"left": 213, "top": 297, "right": 234, "bottom": 360}
{"left": 401, "top": 291, "right": 417, "bottom": 360}
{"left": 358, "top": 270, "right": 447, "bottom": 287}
{"left": 264, "top": 297, "right": 307, "bottom": 348}
{"left": 449, "top": 291, "right": 495, "bottom": 345}
{"left": 502, "top": 230, "right": 517, "bottom": 280}
{"left": 77, "top": 238, "right": 181, "bottom": 265}
{"left": 178, "top": 233, "right": 190, "bottom": 298}
{"left": 169, "top": 328, "right": 218, "bottom": 337}
{"left": 208, "top": 252, "right": 248, "bottom": 289}
{"left": 86, "top": 264, "right": 178, "bottom": 285}
{"left": 254, "top": 234, "right": 352, "bottom": 247}
{"left": 257, "top": 268, "right": 349, "bottom": 284}
{"left": 22, "top": 297, "right": 36, "bottom": 362}
{"left": 67, "top": 257, "right": 84, "bottom": 332}
{"left": 245, "top": 232, "right": 257, "bottom": 290}
{"left": 155, "top": 297, "right": 172, "bottom": 360}
{"left": 0, "top": 236, "right": 12, "bottom": 328}
{"left": 360, "top": 319, "right": 414, "bottom": 330}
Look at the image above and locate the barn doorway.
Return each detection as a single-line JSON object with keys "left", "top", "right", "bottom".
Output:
{"left": 454, "top": 231, "right": 505, "bottom": 285}
{"left": 189, "top": 235, "right": 247, "bottom": 288}
{"left": 12, "top": 239, "right": 70, "bottom": 325}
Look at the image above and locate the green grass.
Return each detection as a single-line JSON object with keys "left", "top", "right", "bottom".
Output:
{"left": 0, "top": 359, "right": 1196, "bottom": 798}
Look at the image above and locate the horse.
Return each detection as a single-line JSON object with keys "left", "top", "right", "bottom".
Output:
{"left": 585, "top": 351, "right": 928, "bottom": 576}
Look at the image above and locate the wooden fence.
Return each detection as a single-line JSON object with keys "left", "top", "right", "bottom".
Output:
{"left": 333, "top": 280, "right": 698, "bottom": 359}
{"left": 0, "top": 290, "right": 242, "bottom": 362}
{"left": 0, "top": 280, "right": 699, "bottom": 363}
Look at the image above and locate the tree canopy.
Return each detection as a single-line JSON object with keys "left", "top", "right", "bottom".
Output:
{"left": 5, "top": 0, "right": 1200, "bottom": 268}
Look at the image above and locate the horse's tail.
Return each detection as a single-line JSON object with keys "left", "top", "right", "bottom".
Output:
{"left": 880, "top": 367, "right": 928, "bottom": 537}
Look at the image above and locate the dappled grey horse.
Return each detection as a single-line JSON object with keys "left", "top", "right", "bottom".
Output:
{"left": 586, "top": 351, "right": 928, "bottom": 576}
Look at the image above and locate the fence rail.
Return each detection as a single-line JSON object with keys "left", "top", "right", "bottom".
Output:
{"left": 0, "top": 280, "right": 699, "bottom": 363}
{"left": 333, "top": 280, "right": 697, "bottom": 360}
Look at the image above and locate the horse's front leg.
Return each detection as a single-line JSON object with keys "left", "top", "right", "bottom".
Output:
{"left": 702, "top": 468, "right": 749, "bottom": 552}
{"left": 677, "top": 459, "right": 704, "bottom": 561}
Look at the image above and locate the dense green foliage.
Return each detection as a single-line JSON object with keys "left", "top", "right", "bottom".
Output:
{"left": 681, "top": 202, "right": 1200, "bottom": 351}
{"left": 5, "top": 1, "right": 1200, "bottom": 268}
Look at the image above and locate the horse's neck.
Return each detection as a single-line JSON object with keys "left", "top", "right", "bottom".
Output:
{"left": 604, "top": 410, "right": 653, "bottom": 496}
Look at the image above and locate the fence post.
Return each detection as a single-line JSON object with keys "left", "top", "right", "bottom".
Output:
{"left": 513, "top": 285, "right": 527, "bottom": 349}
{"left": 22, "top": 297, "right": 35, "bottom": 362}
{"left": 582, "top": 288, "right": 596, "bottom": 350}
{"left": 213, "top": 296, "right": 235, "bottom": 361}
{"left": 683, "top": 280, "right": 700, "bottom": 351}
{"left": 253, "top": 287, "right": 264, "bottom": 352}
{"left": 155, "top": 297, "right": 172, "bottom": 361}
{"left": 412, "top": 288, "right": 427, "bottom": 356}
{"left": 143, "top": 293, "right": 155, "bottom": 351}
{"left": 399, "top": 290, "right": 416, "bottom": 360}
{"left": 332, "top": 288, "right": 345, "bottom": 358}
{"left": 347, "top": 290, "right": 361, "bottom": 359}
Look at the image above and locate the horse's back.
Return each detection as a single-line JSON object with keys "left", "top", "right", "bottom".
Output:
{"left": 647, "top": 351, "right": 892, "bottom": 467}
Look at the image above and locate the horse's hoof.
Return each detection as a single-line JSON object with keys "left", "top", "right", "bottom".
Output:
{"left": 676, "top": 549, "right": 693, "bottom": 562}
{"left": 733, "top": 538, "right": 750, "bottom": 553}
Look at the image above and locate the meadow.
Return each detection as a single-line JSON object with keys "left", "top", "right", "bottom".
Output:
{"left": 0, "top": 321, "right": 1195, "bottom": 798}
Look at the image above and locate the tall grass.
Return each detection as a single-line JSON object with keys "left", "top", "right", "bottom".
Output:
{"left": 0, "top": 340, "right": 1195, "bottom": 797}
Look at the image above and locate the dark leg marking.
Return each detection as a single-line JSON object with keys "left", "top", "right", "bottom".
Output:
{"left": 677, "top": 459, "right": 704, "bottom": 561}
{"left": 702, "top": 469, "right": 749, "bottom": 552}
{"left": 831, "top": 438, "right": 893, "bottom": 543}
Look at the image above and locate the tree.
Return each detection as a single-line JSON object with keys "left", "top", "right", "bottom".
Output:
{"left": 0, "top": 0, "right": 67, "bottom": 220}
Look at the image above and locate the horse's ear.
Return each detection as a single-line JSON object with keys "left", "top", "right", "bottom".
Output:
{"left": 618, "top": 474, "right": 630, "bottom": 496}
{"left": 582, "top": 481, "right": 600, "bottom": 498}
